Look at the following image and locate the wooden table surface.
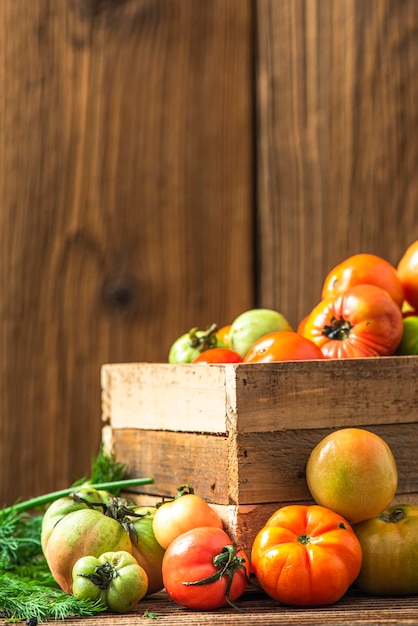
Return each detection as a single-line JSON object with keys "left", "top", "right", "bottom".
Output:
{"left": 30, "top": 582, "right": 418, "bottom": 626}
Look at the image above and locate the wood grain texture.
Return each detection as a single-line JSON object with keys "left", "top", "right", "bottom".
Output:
{"left": 0, "top": 0, "right": 253, "bottom": 504}
{"left": 256, "top": 0, "right": 418, "bottom": 327}
{"left": 111, "top": 421, "right": 418, "bottom": 506}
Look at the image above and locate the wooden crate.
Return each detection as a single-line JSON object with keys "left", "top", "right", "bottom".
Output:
{"left": 101, "top": 358, "right": 418, "bottom": 554}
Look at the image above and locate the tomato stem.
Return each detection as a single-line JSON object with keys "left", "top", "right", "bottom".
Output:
{"left": 188, "top": 324, "right": 219, "bottom": 352}
{"left": 322, "top": 316, "right": 353, "bottom": 341}
{"left": 78, "top": 561, "right": 116, "bottom": 590}
{"left": 183, "top": 544, "right": 250, "bottom": 611}
{"left": 4, "top": 477, "right": 154, "bottom": 515}
{"left": 378, "top": 507, "right": 407, "bottom": 523}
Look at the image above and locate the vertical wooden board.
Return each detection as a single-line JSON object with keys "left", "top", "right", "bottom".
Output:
{"left": 256, "top": 0, "right": 418, "bottom": 328}
{"left": 0, "top": 0, "right": 254, "bottom": 504}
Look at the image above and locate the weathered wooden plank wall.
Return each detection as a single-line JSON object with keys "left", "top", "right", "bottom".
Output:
{"left": 0, "top": 0, "right": 254, "bottom": 504}
{"left": 256, "top": 0, "right": 418, "bottom": 326}
{"left": 1, "top": 0, "right": 417, "bottom": 505}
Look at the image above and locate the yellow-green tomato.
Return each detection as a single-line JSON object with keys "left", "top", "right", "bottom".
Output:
{"left": 354, "top": 504, "right": 418, "bottom": 595}
{"left": 229, "top": 308, "right": 293, "bottom": 358}
{"left": 396, "top": 316, "right": 418, "bottom": 355}
{"left": 72, "top": 550, "right": 148, "bottom": 613}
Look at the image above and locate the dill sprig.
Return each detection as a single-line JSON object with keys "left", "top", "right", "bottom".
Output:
{"left": 0, "top": 572, "right": 105, "bottom": 622}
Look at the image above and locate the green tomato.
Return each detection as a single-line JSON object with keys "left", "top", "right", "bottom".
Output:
{"left": 229, "top": 308, "right": 293, "bottom": 357}
{"left": 72, "top": 550, "right": 148, "bottom": 613}
{"left": 396, "top": 316, "right": 418, "bottom": 355}
{"left": 130, "top": 506, "right": 166, "bottom": 595}
{"left": 168, "top": 323, "right": 225, "bottom": 363}
{"left": 354, "top": 504, "right": 418, "bottom": 595}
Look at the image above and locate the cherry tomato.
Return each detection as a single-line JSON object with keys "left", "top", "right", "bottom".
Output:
{"left": 192, "top": 348, "right": 243, "bottom": 364}
{"left": 243, "top": 330, "right": 324, "bottom": 362}
{"left": 152, "top": 485, "right": 223, "bottom": 550}
{"left": 162, "top": 526, "right": 250, "bottom": 610}
{"left": 302, "top": 284, "right": 403, "bottom": 358}
{"left": 321, "top": 253, "right": 404, "bottom": 308}
{"left": 251, "top": 504, "right": 362, "bottom": 607}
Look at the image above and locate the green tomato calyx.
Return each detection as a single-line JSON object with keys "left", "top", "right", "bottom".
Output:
{"left": 378, "top": 507, "right": 407, "bottom": 524}
{"left": 188, "top": 324, "right": 219, "bottom": 352}
{"left": 78, "top": 561, "right": 117, "bottom": 590}
{"left": 183, "top": 543, "right": 250, "bottom": 611}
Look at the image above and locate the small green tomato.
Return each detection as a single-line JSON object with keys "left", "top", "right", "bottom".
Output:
{"left": 72, "top": 550, "right": 148, "bottom": 613}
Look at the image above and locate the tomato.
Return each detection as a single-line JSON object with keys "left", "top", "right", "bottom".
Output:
{"left": 168, "top": 324, "right": 225, "bottom": 363}
{"left": 216, "top": 324, "right": 232, "bottom": 348}
{"left": 251, "top": 504, "right": 362, "bottom": 607}
{"left": 129, "top": 506, "right": 166, "bottom": 595}
{"left": 152, "top": 485, "right": 223, "bottom": 550}
{"left": 321, "top": 253, "right": 405, "bottom": 308}
{"left": 42, "top": 488, "right": 163, "bottom": 596}
{"left": 397, "top": 240, "right": 418, "bottom": 311}
{"left": 192, "top": 347, "right": 243, "bottom": 363}
{"left": 396, "top": 315, "right": 418, "bottom": 355}
{"left": 243, "top": 330, "right": 324, "bottom": 362}
{"left": 354, "top": 504, "right": 418, "bottom": 595}
{"left": 72, "top": 550, "right": 148, "bottom": 613}
{"left": 229, "top": 308, "right": 293, "bottom": 358}
{"left": 302, "top": 284, "right": 403, "bottom": 358}
{"left": 162, "top": 526, "right": 250, "bottom": 610}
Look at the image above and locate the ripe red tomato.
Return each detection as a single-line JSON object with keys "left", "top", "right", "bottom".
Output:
{"left": 162, "top": 526, "right": 250, "bottom": 610}
{"left": 321, "top": 253, "right": 405, "bottom": 308}
{"left": 397, "top": 240, "right": 418, "bottom": 311}
{"left": 251, "top": 504, "right": 362, "bottom": 606}
{"left": 243, "top": 330, "right": 324, "bottom": 362}
{"left": 152, "top": 485, "right": 223, "bottom": 550}
{"left": 302, "top": 284, "right": 403, "bottom": 358}
{"left": 192, "top": 347, "right": 243, "bottom": 363}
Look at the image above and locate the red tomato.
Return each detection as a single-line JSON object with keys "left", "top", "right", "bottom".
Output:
{"left": 243, "top": 330, "right": 324, "bottom": 362}
{"left": 321, "top": 253, "right": 404, "bottom": 308}
{"left": 162, "top": 526, "right": 250, "bottom": 610}
{"left": 251, "top": 504, "right": 362, "bottom": 606}
{"left": 192, "top": 347, "right": 243, "bottom": 364}
{"left": 152, "top": 485, "right": 223, "bottom": 550}
{"left": 302, "top": 284, "right": 403, "bottom": 358}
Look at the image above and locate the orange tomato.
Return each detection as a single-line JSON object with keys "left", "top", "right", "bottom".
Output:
{"left": 243, "top": 331, "right": 324, "bottom": 362}
{"left": 251, "top": 504, "right": 362, "bottom": 606}
{"left": 192, "top": 347, "right": 243, "bottom": 363}
{"left": 302, "top": 284, "right": 403, "bottom": 358}
{"left": 397, "top": 240, "right": 418, "bottom": 312}
{"left": 322, "top": 253, "right": 404, "bottom": 308}
{"left": 216, "top": 324, "right": 231, "bottom": 348}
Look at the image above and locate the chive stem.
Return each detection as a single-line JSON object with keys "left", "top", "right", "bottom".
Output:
{"left": 4, "top": 478, "right": 154, "bottom": 514}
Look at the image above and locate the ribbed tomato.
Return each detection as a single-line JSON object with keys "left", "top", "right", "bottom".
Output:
{"left": 302, "top": 284, "right": 403, "bottom": 358}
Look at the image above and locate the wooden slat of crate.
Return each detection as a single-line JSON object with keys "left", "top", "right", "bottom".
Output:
{"left": 102, "top": 358, "right": 418, "bottom": 434}
{"left": 107, "top": 421, "right": 418, "bottom": 506}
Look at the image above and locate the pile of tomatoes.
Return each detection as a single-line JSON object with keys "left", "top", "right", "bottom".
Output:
{"left": 168, "top": 240, "right": 418, "bottom": 363}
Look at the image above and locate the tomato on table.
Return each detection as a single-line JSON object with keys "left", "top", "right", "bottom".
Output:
{"left": 162, "top": 526, "right": 250, "bottom": 610}
{"left": 152, "top": 485, "right": 223, "bottom": 550}
{"left": 301, "top": 284, "right": 403, "bottom": 358}
{"left": 251, "top": 504, "right": 362, "bottom": 606}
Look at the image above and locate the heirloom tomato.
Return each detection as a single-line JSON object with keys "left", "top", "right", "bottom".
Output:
{"left": 192, "top": 347, "right": 243, "bottom": 363}
{"left": 306, "top": 428, "right": 398, "bottom": 524}
{"left": 168, "top": 324, "right": 225, "bottom": 363}
{"left": 251, "top": 504, "right": 362, "bottom": 607}
{"left": 129, "top": 506, "right": 166, "bottom": 595}
{"left": 321, "top": 253, "right": 404, "bottom": 308}
{"left": 162, "top": 526, "right": 250, "bottom": 610}
{"left": 302, "top": 284, "right": 403, "bottom": 358}
{"left": 397, "top": 240, "right": 418, "bottom": 312}
{"left": 152, "top": 485, "right": 223, "bottom": 550}
{"left": 229, "top": 308, "right": 293, "bottom": 358}
{"left": 243, "top": 330, "right": 324, "bottom": 362}
{"left": 72, "top": 550, "right": 148, "bottom": 613}
{"left": 354, "top": 504, "right": 418, "bottom": 595}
